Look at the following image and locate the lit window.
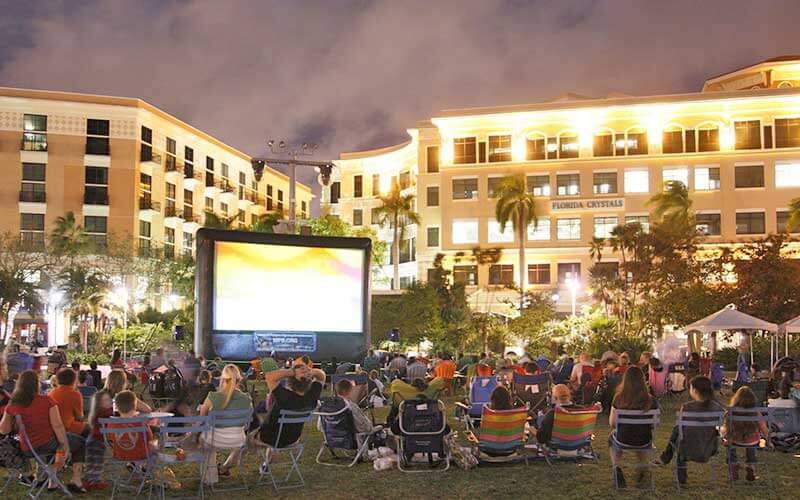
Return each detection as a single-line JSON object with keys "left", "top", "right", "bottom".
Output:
{"left": 557, "top": 263, "right": 581, "bottom": 283}
{"left": 624, "top": 170, "right": 649, "bottom": 193}
{"left": 695, "top": 166, "right": 721, "bottom": 190}
{"left": 452, "top": 219, "right": 479, "bottom": 244}
{"left": 526, "top": 135, "right": 546, "bottom": 160}
{"left": 696, "top": 213, "right": 721, "bottom": 236}
{"left": 527, "top": 217, "right": 550, "bottom": 241}
{"left": 558, "top": 133, "right": 579, "bottom": 159}
{"left": 775, "top": 163, "right": 800, "bottom": 187}
{"left": 593, "top": 172, "right": 618, "bottom": 194}
{"left": 528, "top": 264, "right": 551, "bottom": 285}
{"left": 593, "top": 216, "right": 618, "bottom": 238}
{"left": 489, "top": 264, "right": 514, "bottom": 285}
{"left": 734, "top": 120, "right": 761, "bottom": 150}
{"left": 557, "top": 218, "right": 581, "bottom": 240}
{"left": 775, "top": 118, "right": 800, "bottom": 148}
{"left": 488, "top": 135, "right": 512, "bottom": 162}
{"left": 625, "top": 215, "right": 650, "bottom": 233}
{"left": 454, "top": 137, "right": 477, "bottom": 164}
{"left": 487, "top": 177, "right": 504, "bottom": 198}
{"left": 453, "top": 265, "right": 478, "bottom": 285}
{"left": 735, "top": 165, "right": 764, "bottom": 188}
{"left": 527, "top": 175, "right": 551, "bottom": 196}
{"left": 488, "top": 221, "right": 515, "bottom": 243}
{"left": 662, "top": 167, "right": 688, "bottom": 189}
{"left": 662, "top": 126, "right": 684, "bottom": 154}
{"left": 625, "top": 128, "right": 648, "bottom": 155}
{"left": 452, "top": 178, "right": 478, "bottom": 200}
{"left": 593, "top": 132, "right": 614, "bottom": 157}
{"left": 556, "top": 174, "right": 580, "bottom": 196}
{"left": 697, "top": 124, "right": 720, "bottom": 152}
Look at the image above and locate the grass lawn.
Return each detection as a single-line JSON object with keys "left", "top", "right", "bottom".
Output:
{"left": 4, "top": 383, "right": 797, "bottom": 499}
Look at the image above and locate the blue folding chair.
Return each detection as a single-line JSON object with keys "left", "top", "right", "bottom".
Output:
{"left": 454, "top": 376, "right": 497, "bottom": 433}
{"left": 674, "top": 409, "right": 725, "bottom": 491}
{"left": 156, "top": 415, "right": 211, "bottom": 500}
{"left": 99, "top": 416, "right": 156, "bottom": 499}
{"left": 253, "top": 408, "right": 314, "bottom": 491}
{"left": 15, "top": 415, "right": 72, "bottom": 499}
{"left": 609, "top": 409, "right": 661, "bottom": 491}
{"left": 725, "top": 407, "right": 771, "bottom": 487}
{"left": 204, "top": 408, "right": 252, "bottom": 493}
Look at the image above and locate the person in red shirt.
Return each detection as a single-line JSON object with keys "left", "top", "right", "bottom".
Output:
{"left": 107, "top": 390, "right": 155, "bottom": 462}
{"left": 0, "top": 370, "right": 80, "bottom": 492}
{"left": 50, "top": 368, "right": 88, "bottom": 435}
{"left": 433, "top": 354, "right": 457, "bottom": 395}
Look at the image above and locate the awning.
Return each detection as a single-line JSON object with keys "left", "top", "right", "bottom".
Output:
{"left": 684, "top": 304, "right": 778, "bottom": 333}
{"left": 779, "top": 314, "right": 800, "bottom": 334}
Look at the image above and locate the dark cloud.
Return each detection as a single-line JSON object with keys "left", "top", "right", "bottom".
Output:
{"left": 2, "top": 0, "right": 800, "bottom": 204}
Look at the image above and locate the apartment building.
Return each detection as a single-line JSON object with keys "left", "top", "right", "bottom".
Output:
{"left": 0, "top": 87, "right": 313, "bottom": 258}
{"left": 332, "top": 56, "right": 800, "bottom": 313}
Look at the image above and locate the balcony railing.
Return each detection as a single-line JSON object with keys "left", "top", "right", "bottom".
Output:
{"left": 21, "top": 132, "right": 47, "bottom": 152}
{"left": 139, "top": 198, "right": 161, "bottom": 211}
{"left": 184, "top": 165, "right": 202, "bottom": 180}
{"left": 245, "top": 191, "right": 258, "bottom": 203}
{"left": 140, "top": 146, "right": 162, "bottom": 165}
{"left": 164, "top": 205, "right": 181, "bottom": 218}
{"left": 219, "top": 179, "right": 236, "bottom": 194}
{"left": 165, "top": 156, "right": 182, "bottom": 173}
{"left": 19, "top": 191, "right": 46, "bottom": 203}
{"left": 182, "top": 211, "right": 200, "bottom": 224}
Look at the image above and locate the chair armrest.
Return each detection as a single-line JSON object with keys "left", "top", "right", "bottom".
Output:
{"left": 454, "top": 402, "right": 469, "bottom": 411}
{"left": 372, "top": 425, "right": 384, "bottom": 432}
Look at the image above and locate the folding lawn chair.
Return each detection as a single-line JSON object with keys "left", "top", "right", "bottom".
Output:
{"left": 314, "top": 397, "right": 384, "bottom": 467}
{"left": 725, "top": 407, "right": 771, "bottom": 487}
{"left": 15, "top": 416, "right": 72, "bottom": 499}
{"left": 674, "top": 409, "right": 725, "bottom": 491}
{"left": 204, "top": 408, "right": 252, "bottom": 493}
{"left": 649, "top": 366, "right": 669, "bottom": 398}
{"left": 253, "top": 408, "right": 314, "bottom": 491}
{"left": 512, "top": 372, "right": 551, "bottom": 416}
{"left": 542, "top": 403, "right": 602, "bottom": 465}
{"left": 667, "top": 363, "right": 687, "bottom": 396}
{"left": 99, "top": 416, "right": 156, "bottom": 500}
{"left": 609, "top": 409, "right": 661, "bottom": 492}
{"left": 395, "top": 398, "right": 450, "bottom": 473}
{"left": 331, "top": 373, "right": 369, "bottom": 407}
{"left": 472, "top": 405, "right": 530, "bottom": 465}
{"left": 454, "top": 376, "right": 497, "bottom": 433}
{"left": 156, "top": 415, "right": 211, "bottom": 500}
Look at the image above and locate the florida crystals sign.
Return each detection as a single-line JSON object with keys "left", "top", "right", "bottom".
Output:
{"left": 550, "top": 198, "right": 625, "bottom": 212}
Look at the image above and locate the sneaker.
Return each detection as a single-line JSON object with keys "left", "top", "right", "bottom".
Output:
{"left": 745, "top": 466, "right": 756, "bottom": 482}
{"left": 614, "top": 466, "right": 626, "bottom": 488}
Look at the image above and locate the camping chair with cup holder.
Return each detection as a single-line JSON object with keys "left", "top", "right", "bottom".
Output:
{"left": 314, "top": 397, "right": 384, "bottom": 467}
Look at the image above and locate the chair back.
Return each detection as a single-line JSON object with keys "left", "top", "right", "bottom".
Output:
{"left": 667, "top": 363, "right": 687, "bottom": 392}
{"left": 14, "top": 415, "right": 53, "bottom": 466}
{"left": 99, "top": 416, "right": 154, "bottom": 462}
{"left": 512, "top": 372, "right": 550, "bottom": 412}
{"left": 469, "top": 376, "right": 497, "bottom": 417}
{"left": 478, "top": 406, "right": 528, "bottom": 455}
{"left": 158, "top": 415, "right": 211, "bottom": 449}
{"left": 271, "top": 408, "right": 314, "bottom": 449}
{"left": 612, "top": 408, "right": 660, "bottom": 447}
{"left": 649, "top": 366, "right": 669, "bottom": 397}
{"left": 208, "top": 407, "right": 252, "bottom": 429}
{"left": 332, "top": 373, "right": 369, "bottom": 404}
{"left": 315, "top": 397, "right": 357, "bottom": 450}
{"left": 676, "top": 409, "right": 724, "bottom": 461}
{"left": 727, "top": 406, "right": 769, "bottom": 445}
{"left": 398, "top": 399, "right": 447, "bottom": 456}
{"left": 551, "top": 404, "right": 601, "bottom": 451}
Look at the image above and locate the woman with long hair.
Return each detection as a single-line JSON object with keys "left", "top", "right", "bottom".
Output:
{"left": 103, "top": 369, "right": 151, "bottom": 413}
{"left": 721, "top": 386, "right": 767, "bottom": 482}
{"left": 0, "top": 370, "right": 80, "bottom": 491}
{"left": 110, "top": 349, "right": 124, "bottom": 370}
{"left": 608, "top": 366, "right": 659, "bottom": 488}
{"left": 199, "top": 364, "right": 252, "bottom": 485}
{"left": 489, "top": 385, "right": 513, "bottom": 411}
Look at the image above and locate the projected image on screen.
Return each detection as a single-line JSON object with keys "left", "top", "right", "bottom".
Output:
{"left": 214, "top": 241, "right": 364, "bottom": 333}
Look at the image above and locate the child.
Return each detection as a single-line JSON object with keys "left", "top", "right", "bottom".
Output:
{"left": 84, "top": 389, "right": 113, "bottom": 491}
{"left": 721, "top": 386, "right": 768, "bottom": 482}
{"left": 336, "top": 379, "right": 373, "bottom": 446}
{"left": 657, "top": 376, "right": 723, "bottom": 484}
{"left": 107, "top": 391, "right": 157, "bottom": 462}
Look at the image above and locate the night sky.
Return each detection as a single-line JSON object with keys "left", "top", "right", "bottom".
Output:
{"left": 2, "top": 0, "right": 800, "bottom": 192}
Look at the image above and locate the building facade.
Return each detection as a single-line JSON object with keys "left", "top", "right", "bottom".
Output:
{"left": 332, "top": 57, "right": 800, "bottom": 314}
{"left": 0, "top": 87, "right": 313, "bottom": 258}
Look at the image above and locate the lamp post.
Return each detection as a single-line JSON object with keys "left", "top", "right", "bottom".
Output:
{"left": 252, "top": 141, "right": 334, "bottom": 234}
{"left": 566, "top": 277, "right": 579, "bottom": 317}
{"left": 48, "top": 289, "right": 63, "bottom": 347}
{"left": 115, "top": 286, "right": 129, "bottom": 363}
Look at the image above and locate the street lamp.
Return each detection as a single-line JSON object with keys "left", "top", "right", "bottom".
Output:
{"left": 49, "top": 289, "right": 63, "bottom": 347}
{"left": 565, "top": 276, "right": 579, "bottom": 317}
{"left": 115, "top": 286, "right": 129, "bottom": 363}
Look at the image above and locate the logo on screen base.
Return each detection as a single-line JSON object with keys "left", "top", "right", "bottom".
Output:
{"left": 254, "top": 332, "right": 317, "bottom": 353}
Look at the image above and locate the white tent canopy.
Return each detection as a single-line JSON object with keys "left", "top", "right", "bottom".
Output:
{"left": 684, "top": 304, "right": 778, "bottom": 333}
{"left": 779, "top": 314, "right": 800, "bottom": 334}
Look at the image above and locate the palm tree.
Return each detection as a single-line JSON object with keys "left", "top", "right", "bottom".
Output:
{"left": 49, "top": 211, "right": 89, "bottom": 258}
{"left": 374, "top": 183, "right": 421, "bottom": 290}
{"left": 202, "top": 210, "right": 236, "bottom": 230}
{"left": 59, "top": 266, "right": 111, "bottom": 351}
{"left": 249, "top": 212, "right": 282, "bottom": 233}
{"left": 494, "top": 174, "right": 538, "bottom": 305}
{"left": 589, "top": 236, "right": 605, "bottom": 263}
{"left": 647, "top": 180, "right": 693, "bottom": 224}
{"left": 787, "top": 197, "right": 800, "bottom": 232}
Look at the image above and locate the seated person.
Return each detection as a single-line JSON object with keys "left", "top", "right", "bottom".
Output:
{"left": 259, "top": 357, "right": 325, "bottom": 448}
{"left": 108, "top": 391, "right": 157, "bottom": 462}
{"left": 336, "top": 379, "right": 374, "bottom": 446}
{"left": 88, "top": 361, "right": 103, "bottom": 390}
{"left": 657, "top": 376, "right": 723, "bottom": 484}
{"left": 368, "top": 370, "right": 385, "bottom": 397}
{"left": 386, "top": 377, "right": 445, "bottom": 425}
{"left": 569, "top": 352, "right": 594, "bottom": 390}
{"left": 475, "top": 361, "right": 493, "bottom": 377}
{"left": 488, "top": 385, "right": 513, "bottom": 411}
{"left": 495, "top": 359, "right": 514, "bottom": 386}
{"left": 523, "top": 362, "right": 540, "bottom": 375}
{"left": 534, "top": 384, "right": 577, "bottom": 445}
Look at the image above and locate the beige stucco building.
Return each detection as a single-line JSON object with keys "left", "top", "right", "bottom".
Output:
{"left": 0, "top": 87, "right": 313, "bottom": 258}
{"left": 332, "top": 57, "right": 800, "bottom": 314}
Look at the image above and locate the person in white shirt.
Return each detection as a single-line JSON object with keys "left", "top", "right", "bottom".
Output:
{"left": 336, "top": 379, "right": 373, "bottom": 445}
{"left": 569, "top": 352, "right": 594, "bottom": 390}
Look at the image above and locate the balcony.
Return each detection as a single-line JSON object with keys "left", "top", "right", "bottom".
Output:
{"left": 140, "top": 147, "right": 162, "bottom": 176}
{"left": 138, "top": 198, "right": 160, "bottom": 220}
{"left": 238, "top": 189, "right": 256, "bottom": 207}
{"left": 164, "top": 157, "right": 183, "bottom": 181}
{"left": 183, "top": 166, "right": 202, "bottom": 190}
{"left": 164, "top": 205, "right": 183, "bottom": 225}
{"left": 204, "top": 172, "right": 219, "bottom": 194}
{"left": 250, "top": 194, "right": 267, "bottom": 214}
{"left": 182, "top": 211, "right": 201, "bottom": 232}
{"left": 219, "top": 179, "right": 237, "bottom": 203}
{"left": 19, "top": 191, "right": 46, "bottom": 203}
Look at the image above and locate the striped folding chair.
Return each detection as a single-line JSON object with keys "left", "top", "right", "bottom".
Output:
{"left": 15, "top": 415, "right": 72, "bottom": 499}
{"left": 252, "top": 408, "right": 314, "bottom": 490}
{"left": 674, "top": 409, "right": 725, "bottom": 491}
{"left": 99, "top": 416, "right": 156, "bottom": 499}
{"left": 544, "top": 403, "right": 602, "bottom": 464}
{"left": 725, "top": 407, "right": 771, "bottom": 487}
{"left": 474, "top": 406, "right": 530, "bottom": 464}
{"left": 609, "top": 408, "right": 661, "bottom": 491}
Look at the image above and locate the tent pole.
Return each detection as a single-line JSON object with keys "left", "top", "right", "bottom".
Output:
{"left": 770, "top": 335, "right": 774, "bottom": 371}
{"left": 750, "top": 333, "right": 754, "bottom": 366}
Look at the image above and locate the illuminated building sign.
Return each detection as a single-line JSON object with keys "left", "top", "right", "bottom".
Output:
{"left": 551, "top": 198, "right": 625, "bottom": 212}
